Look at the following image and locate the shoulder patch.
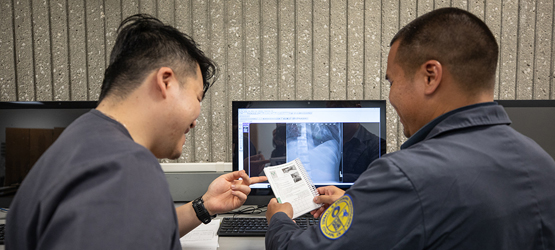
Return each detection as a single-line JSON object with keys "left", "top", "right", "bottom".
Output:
{"left": 320, "top": 194, "right": 354, "bottom": 239}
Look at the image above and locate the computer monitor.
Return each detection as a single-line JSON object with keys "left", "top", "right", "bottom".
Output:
{"left": 232, "top": 100, "right": 387, "bottom": 205}
{"left": 0, "top": 101, "right": 97, "bottom": 187}
{"left": 496, "top": 100, "right": 555, "bottom": 160}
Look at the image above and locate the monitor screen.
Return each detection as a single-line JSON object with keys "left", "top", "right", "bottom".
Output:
{"left": 496, "top": 100, "right": 555, "bottom": 160}
{"left": 0, "top": 101, "right": 97, "bottom": 187}
{"left": 232, "top": 100, "right": 387, "bottom": 204}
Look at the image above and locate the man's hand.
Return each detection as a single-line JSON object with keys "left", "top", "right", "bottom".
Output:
{"left": 310, "top": 186, "right": 345, "bottom": 218}
{"left": 203, "top": 170, "right": 268, "bottom": 215}
{"left": 266, "top": 198, "right": 293, "bottom": 223}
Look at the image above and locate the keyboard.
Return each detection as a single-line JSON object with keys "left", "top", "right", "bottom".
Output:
{"left": 217, "top": 216, "right": 320, "bottom": 236}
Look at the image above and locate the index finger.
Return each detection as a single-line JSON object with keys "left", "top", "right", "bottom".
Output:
{"left": 249, "top": 176, "right": 268, "bottom": 184}
{"left": 224, "top": 170, "right": 267, "bottom": 185}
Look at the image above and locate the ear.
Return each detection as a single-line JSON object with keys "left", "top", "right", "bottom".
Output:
{"left": 154, "top": 67, "right": 176, "bottom": 99}
{"left": 422, "top": 60, "right": 442, "bottom": 95}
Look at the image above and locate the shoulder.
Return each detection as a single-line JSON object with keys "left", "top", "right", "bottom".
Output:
{"left": 23, "top": 109, "right": 165, "bottom": 202}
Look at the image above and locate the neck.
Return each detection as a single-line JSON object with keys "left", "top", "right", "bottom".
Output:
{"left": 96, "top": 94, "right": 156, "bottom": 151}
{"left": 97, "top": 108, "right": 128, "bottom": 129}
{"left": 415, "top": 88, "right": 494, "bottom": 137}
{"left": 437, "top": 91, "right": 492, "bottom": 116}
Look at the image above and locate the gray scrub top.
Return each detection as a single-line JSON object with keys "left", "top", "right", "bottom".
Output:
{"left": 7, "top": 110, "right": 181, "bottom": 250}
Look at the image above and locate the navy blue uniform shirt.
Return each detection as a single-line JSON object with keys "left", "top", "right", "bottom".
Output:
{"left": 266, "top": 103, "right": 555, "bottom": 250}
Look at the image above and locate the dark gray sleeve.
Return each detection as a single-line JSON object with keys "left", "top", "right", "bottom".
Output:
{"left": 265, "top": 157, "right": 425, "bottom": 250}
{"left": 37, "top": 152, "right": 180, "bottom": 250}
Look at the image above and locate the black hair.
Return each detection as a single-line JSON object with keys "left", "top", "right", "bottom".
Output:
{"left": 98, "top": 14, "right": 217, "bottom": 102}
{"left": 390, "top": 8, "right": 498, "bottom": 92}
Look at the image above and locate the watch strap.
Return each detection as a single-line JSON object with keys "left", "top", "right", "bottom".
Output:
{"left": 192, "top": 196, "right": 214, "bottom": 224}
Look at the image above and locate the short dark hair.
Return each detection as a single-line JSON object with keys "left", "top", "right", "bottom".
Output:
{"left": 99, "top": 14, "right": 217, "bottom": 102}
{"left": 390, "top": 8, "right": 498, "bottom": 93}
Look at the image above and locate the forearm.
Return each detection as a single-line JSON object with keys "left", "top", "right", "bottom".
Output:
{"left": 175, "top": 202, "right": 203, "bottom": 237}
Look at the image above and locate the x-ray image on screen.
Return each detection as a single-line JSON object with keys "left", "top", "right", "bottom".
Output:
{"left": 286, "top": 123, "right": 342, "bottom": 183}
{"left": 242, "top": 121, "right": 384, "bottom": 184}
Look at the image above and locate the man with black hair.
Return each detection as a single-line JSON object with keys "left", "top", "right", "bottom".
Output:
{"left": 6, "top": 14, "right": 266, "bottom": 249}
{"left": 265, "top": 8, "right": 555, "bottom": 250}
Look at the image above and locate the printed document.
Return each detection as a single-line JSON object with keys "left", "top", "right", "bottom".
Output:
{"left": 263, "top": 159, "right": 322, "bottom": 218}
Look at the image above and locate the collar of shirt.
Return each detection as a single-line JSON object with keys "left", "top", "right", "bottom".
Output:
{"left": 400, "top": 102, "right": 509, "bottom": 149}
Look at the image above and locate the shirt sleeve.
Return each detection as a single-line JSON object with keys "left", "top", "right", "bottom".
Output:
{"left": 265, "top": 157, "right": 426, "bottom": 250}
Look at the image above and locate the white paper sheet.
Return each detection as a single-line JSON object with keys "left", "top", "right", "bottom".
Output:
{"left": 180, "top": 219, "right": 220, "bottom": 250}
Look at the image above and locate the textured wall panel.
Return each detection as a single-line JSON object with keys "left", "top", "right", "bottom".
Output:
{"left": 50, "top": 0, "right": 70, "bottom": 101}
{"left": 313, "top": 0, "right": 330, "bottom": 100}
{"left": 86, "top": 0, "right": 105, "bottom": 101}
{"left": 192, "top": 0, "right": 210, "bottom": 162}
{"left": 140, "top": 0, "right": 157, "bottom": 17}
{"left": 32, "top": 0, "right": 52, "bottom": 101}
{"left": 400, "top": 1, "right": 416, "bottom": 28}
{"left": 364, "top": 0, "right": 381, "bottom": 100}
{"left": 469, "top": 0, "right": 486, "bottom": 19}
{"left": 486, "top": 0, "right": 502, "bottom": 99}
{"left": 418, "top": 0, "right": 433, "bottom": 17}
{"left": 278, "top": 0, "right": 295, "bottom": 100}
{"left": 245, "top": 0, "right": 262, "bottom": 100}
{"left": 516, "top": 0, "right": 536, "bottom": 99}
{"left": 122, "top": 0, "right": 139, "bottom": 21}
{"left": 227, "top": 0, "right": 243, "bottom": 101}
{"left": 1, "top": 0, "right": 554, "bottom": 159}
{"left": 158, "top": 0, "right": 175, "bottom": 25}
{"left": 226, "top": 0, "right": 243, "bottom": 163}
{"left": 0, "top": 0, "right": 17, "bottom": 101}
{"left": 68, "top": 0, "right": 87, "bottom": 100}
{"left": 452, "top": 0, "right": 468, "bottom": 9}
{"left": 296, "top": 0, "right": 313, "bottom": 100}
{"left": 261, "top": 0, "right": 278, "bottom": 100}
{"left": 105, "top": 0, "right": 121, "bottom": 66}
{"left": 435, "top": 0, "right": 450, "bottom": 9}
{"left": 552, "top": 1, "right": 555, "bottom": 99}
{"left": 499, "top": 0, "right": 518, "bottom": 99}
{"left": 347, "top": 0, "right": 364, "bottom": 100}
{"left": 14, "top": 0, "right": 35, "bottom": 101}
{"left": 175, "top": 0, "right": 192, "bottom": 35}
{"left": 534, "top": 0, "right": 553, "bottom": 99}
{"left": 330, "top": 0, "right": 347, "bottom": 100}
{"left": 209, "top": 0, "right": 228, "bottom": 162}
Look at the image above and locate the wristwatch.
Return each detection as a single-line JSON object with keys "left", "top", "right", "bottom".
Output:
{"left": 192, "top": 196, "right": 215, "bottom": 224}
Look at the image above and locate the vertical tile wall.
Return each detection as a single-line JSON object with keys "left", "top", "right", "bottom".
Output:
{"left": 0, "top": 0, "right": 554, "bottom": 162}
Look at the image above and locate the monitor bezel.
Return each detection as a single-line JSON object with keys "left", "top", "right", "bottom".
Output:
{"left": 232, "top": 99, "right": 387, "bottom": 198}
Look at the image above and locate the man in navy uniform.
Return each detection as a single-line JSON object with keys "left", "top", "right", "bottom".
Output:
{"left": 265, "top": 7, "right": 555, "bottom": 250}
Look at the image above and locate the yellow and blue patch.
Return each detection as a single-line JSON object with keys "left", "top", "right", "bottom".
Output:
{"left": 320, "top": 194, "right": 354, "bottom": 239}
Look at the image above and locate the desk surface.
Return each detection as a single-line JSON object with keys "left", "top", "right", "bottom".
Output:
{"left": 0, "top": 206, "right": 266, "bottom": 250}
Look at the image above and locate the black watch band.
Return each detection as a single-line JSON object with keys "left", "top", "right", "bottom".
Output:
{"left": 192, "top": 196, "right": 215, "bottom": 224}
